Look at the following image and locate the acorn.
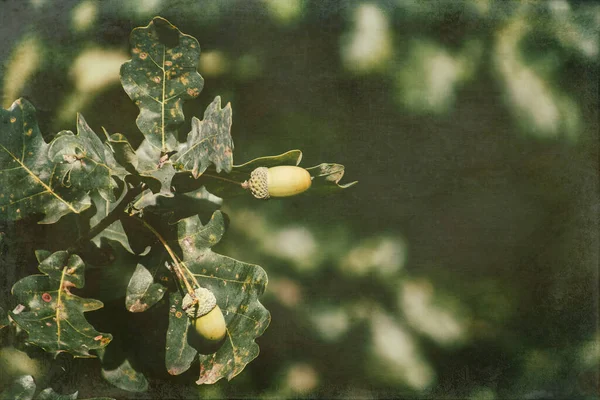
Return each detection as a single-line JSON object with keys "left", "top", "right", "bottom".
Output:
{"left": 182, "top": 288, "right": 226, "bottom": 351}
{"left": 242, "top": 166, "right": 312, "bottom": 199}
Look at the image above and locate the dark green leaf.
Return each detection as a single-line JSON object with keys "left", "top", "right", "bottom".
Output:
{"left": 10, "top": 251, "right": 112, "bottom": 357}
{"left": 165, "top": 292, "right": 197, "bottom": 376}
{"left": 164, "top": 211, "right": 270, "bottom": 384}
{"left": 1, "top": 375, "right": 36, "bottom": 400}
{"left": 0, "top": 99, "right": 91, "bottom": 224}
{"left": 34, "top": 388, "right": 77, "bottom": 400}
{"left": 172, "top": 96, "right": 233, "bottom": 178}
{"left": 120, "top": 17, "right": 204, "bottom": 153}
{"left": 97, "top": 347, "right": 148, "bottom": 393}
{"left": 47, "top": 114, "right": 127, "bottom": 202}
{"left": 125, "top": 264, "right": 167, "bottom": 313}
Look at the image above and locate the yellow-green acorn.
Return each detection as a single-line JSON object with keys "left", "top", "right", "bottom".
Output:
{"left": 242, "top": 166, "right": 312, "bottom": 199}
{"left": 182, "top": 288, "right": 226, "bottom": 349}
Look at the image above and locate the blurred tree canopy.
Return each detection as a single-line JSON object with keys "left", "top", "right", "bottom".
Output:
{"left": 0, "top": 0, "right": 598, "bottom": 399}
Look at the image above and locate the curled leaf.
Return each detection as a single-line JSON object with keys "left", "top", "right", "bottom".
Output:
{"left": 305, "top": 162, "right": 358, "bottom": 193}
{"left": 47, "top": 114, "right": 127, "bottom": 202}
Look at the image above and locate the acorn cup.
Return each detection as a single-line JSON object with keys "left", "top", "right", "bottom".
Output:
{"left": 242, "top": 166, "right": 312, "bottom": 199}
{"left": 182, "top": 287, "right": 227, "bottom": 354}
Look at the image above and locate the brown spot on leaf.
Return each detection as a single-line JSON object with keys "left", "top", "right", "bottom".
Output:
{"left": 128, "top": 299, "right": 149, "bottom": 313}
{"left": 186, "top": 87, "right": 200, "bottom": 97}
{"left": 140, "top": 52, "right": 148, "bottom": 60}
{"left": 175, "top": 311, "right": 183, "bottom": 318}
{"left": 10, "top": 117, "right": 16, "bottom": 123}
{"left": 94, "top": 335, "right": 102, "bottom": 341}
{"left": 42, "top": 293, "right": 52, "bottom": 302}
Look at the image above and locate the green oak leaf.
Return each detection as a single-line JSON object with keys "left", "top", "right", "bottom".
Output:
{"left": 172, "top": 96, "right": 233, "bottom": 178}
{"left": 0, "top": 375, "right": 36, "bottom": 400}
{"left": 120, "top": 17, "right": 204, "bottom": 153}
{"left": 34, "top": 388, "right": 78, "bottom": 400}
{"left": 97, "top": 347, "right": 149, "bottom": 393}
{"left": 0, "top": 99, "right": 91, "bottom": 224}
{"left": 47, "top": 114, "right": 127, "bottom": 202}
{"left": 164, "top": 211, "right": 270, "bottom": 384}
{"left": 126, "top": 263, "right": 167, "bottom": 313}
{"left": 9, "top": 251, "right": 112, "bottom": 357}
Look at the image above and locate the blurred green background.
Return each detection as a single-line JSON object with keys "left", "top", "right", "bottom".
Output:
{"left": 0, "top": 0, "right": 598, "bottom": 398}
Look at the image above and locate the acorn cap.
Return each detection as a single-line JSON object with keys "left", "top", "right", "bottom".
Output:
{"left": 182, "top": 287, "right": 217, "bottom": 318}
{"left": 246, "top": 167, "right": 270, "bottom": 199}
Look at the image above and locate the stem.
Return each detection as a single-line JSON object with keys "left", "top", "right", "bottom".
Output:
{"left": 131, "top": 216, "right": 198, "bottom": 296}
{"left": 67, "top": 184, "right": 145, "bottom": 253}
{"left": 202, "top": 172, "right": 245, "bottom": 186}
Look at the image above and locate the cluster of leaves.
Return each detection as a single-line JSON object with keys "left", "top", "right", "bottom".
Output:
{"left": 0, "top": 17, "right": 354, "bottom": 393}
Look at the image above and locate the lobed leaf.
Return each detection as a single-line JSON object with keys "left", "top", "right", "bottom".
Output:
{"left": 0, "top": 99, "right": 91, "bottom": 224}
{"left": 9, "top": 251, "right": 112, "bottom": 357}
{"left": 120, "top": 17, "right": 204, "bottom": 153}
{"left": 164, "top": 211, "right": 270, "bottom": 384}
{"left": 47, "top": 114, "right": 127, "bottom": 203}
{"left": 173, "top": 96, "right": 234, "bottom": 178}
